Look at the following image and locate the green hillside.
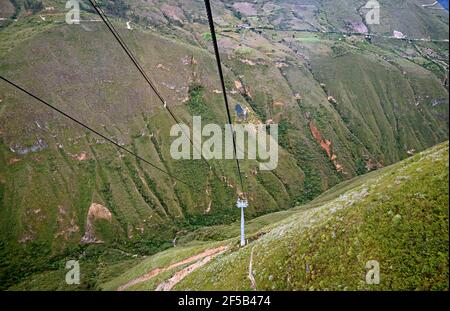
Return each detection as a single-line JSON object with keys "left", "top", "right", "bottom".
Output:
{"left": 0, "top": 0, "right": 448, "bottom": 290}
{"left": 11, "top": 141, "right": 448, "bottom": 290}
{"left": 101, "top": 141, "right": 447, "bottom": 291}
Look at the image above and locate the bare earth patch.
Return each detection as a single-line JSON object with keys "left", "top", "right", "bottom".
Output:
{"left": 75, "top": 151, "right": 88, "bottom": 161}
{"left": 117, "top": 245, "right": 228, "bottom": 291}
{"left": 160, "top": 4, "right": 186, "bottom": 24}
{"left": 8, "top": 157, "right": 20, "bottom": 165}
{"left": 81, "top": 203, "right": 112, "bottom": 243}
{"left": 309, "top": 121, "right": 345, "bottom": 173}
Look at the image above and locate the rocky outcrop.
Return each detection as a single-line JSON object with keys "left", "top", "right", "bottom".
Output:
{"left": 81, "top": 203, "right": 112, "bottom": 244}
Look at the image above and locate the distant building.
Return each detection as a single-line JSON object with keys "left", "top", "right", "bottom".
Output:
{"left": 236, "top": 23, "right": 251, "bottom": 30}
{"left": 393, "top": 30, "right": 406, "bottom": 39}
{"left": 235, "top": 104, "right": 248, "bottom": 120}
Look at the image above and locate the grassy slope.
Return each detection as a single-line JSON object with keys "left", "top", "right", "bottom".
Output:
{"left": 170, "top": 141, "right": 448, "bottom": 290}
{"left": 0, "top": 12, "right": 303, "bottom": 288}
{"left": 309, "top": 39, "right": 449, "bottom": 164}
{"left": 15, "top": 141, "right": 448, "bottom": 290}
{"left": 0, "top": 1, "right": 448, "bottom": 289}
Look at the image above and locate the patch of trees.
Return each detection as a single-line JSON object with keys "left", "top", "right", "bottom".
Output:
{"left": 277, "top": 119, "right": 292, "bottom": 149}
{"left": 8, "top": 0, "right": 20, "bottom": 19}
{"left": 5, "top": 0, "right": 43, "bottom": 18}
{"left": 233, "top": 10, "right": 242, "bottom": 20}
{"left": 97, "top": 0, "right": 130, "bottom": 18}
{"left": 186, "top": 83, "right": 208, "bottom": 116}
{"left": 23, "top": 0, "right": 43, "bottom": 14}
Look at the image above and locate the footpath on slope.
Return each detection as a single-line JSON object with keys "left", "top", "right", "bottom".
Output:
{"left": 117, "top": 245, "right": 229, "bottom": 291}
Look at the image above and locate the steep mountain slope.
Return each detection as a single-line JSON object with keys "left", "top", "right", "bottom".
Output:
{"left": 11, "top": 141, "right": 447, "bottom": 290}
{"left": 99, "top": 141, "right": 447, "bottom": 291}
{"left": 0, "top": 0, "right": 448, "bottom": 289}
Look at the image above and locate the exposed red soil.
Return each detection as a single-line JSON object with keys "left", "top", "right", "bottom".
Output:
{"left": 117, "top": 245, "right": 228, "bottom": 291}
{"left": 8, "top": 158, "right": 21, "bottom": 165}
{"left": 309, "top": 121, "right": 345, "bottom": 173}
{"left": 75, "top": 151, "right": 88, "bottom": 161}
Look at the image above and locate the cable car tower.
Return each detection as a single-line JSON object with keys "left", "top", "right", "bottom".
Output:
{"left": 237, "top": 197, "right": 248, "bottom": 246}
{"left": 204, "top": 0, "right": 249, "bottom": 248}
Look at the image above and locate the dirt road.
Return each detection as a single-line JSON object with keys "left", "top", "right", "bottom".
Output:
{"left": 117, "top": 245, "right": 228, "bottom": 291}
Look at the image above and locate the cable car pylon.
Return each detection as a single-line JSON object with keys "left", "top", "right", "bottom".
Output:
{"left": 237, "top": 196, "right": 248, "bottom": 246}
